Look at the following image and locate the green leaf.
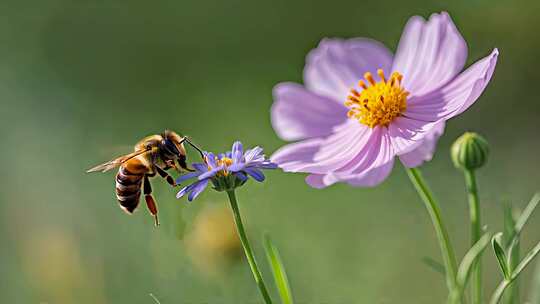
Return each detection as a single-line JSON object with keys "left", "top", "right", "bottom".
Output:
{"left": 511, "top": 240, "right": 540, "bottom": 280}
{"left": 503, "top": 203, "right": 520, "bottom": 304}
{"left": 456, "top": 233, "right": 492, "bottom": 289}
{"left": 263, "top": 233, "right": 294, "bottom": 304}
{"left": 492, "top": 233, "right": 511, "bottom": 280}
{"left": 421, "top": 257, "right": 446, "bottom": 276}
{"left": 513, "top": 193, "right": 540, "bottom": 240}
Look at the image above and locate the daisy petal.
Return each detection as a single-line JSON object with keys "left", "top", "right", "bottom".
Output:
{"left": 304, "top": 38, "right": 393, "bottom": 102}
{"left": 192, "top": 163, "right": 208, "bottom": 172}
{"left": 232, "top": 141, "right": 243, "bottom": 162}
{"left": 235, "top": 171, "right": 248, "bottom": 182}
{"left": 176, "top": 184, "right": 195, "bottom": 199}
{"left": 271, "top": 83, "right": 347, "bottom": 141}
{"left": 392, "top": 12, "right": 468, "bottom": 96}
{"left": 244, "top": 167, "right": 265, "bottom": 182}
{"left": 176, "top": 171, "right": 202, "bottom": 184}
{"left": 399, "top": 121, "right": 446, "bottom": 168}
{"left": 205, "top": 152, "right": 217, "bottom": 168}
{"left": 244, "top": 147, "right": 263, "bottom": 162}
{"left": 188, "top": 179, "right": 209, "bottom": 202}
{"left": 198, "top": 166, "right": 222, "bottom": 180}
{"left": 228, "top": 162, "right": 246, "bottom": 172}
{"left": 405, "top": 48, "right": 499, "bottom": 121}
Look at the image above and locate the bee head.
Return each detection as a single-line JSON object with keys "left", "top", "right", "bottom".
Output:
{"left": 161, "top": 130, "right": 187, "bottom": 159}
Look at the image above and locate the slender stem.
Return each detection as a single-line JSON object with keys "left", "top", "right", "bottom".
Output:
{"left": 226, "top": 190, "right": 273, "bottom": 304}
{"left": 464, "top": 169, "right": 482, "bottom": 304}
{"left": 490, "top": 280, "right": 510, "bottom": 304}
{"left": 405, "top": 167, "right": 458, "bottom": 293}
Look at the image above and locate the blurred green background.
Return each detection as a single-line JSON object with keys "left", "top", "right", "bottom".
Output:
{"left": 1, "top": 0, "right": 540, "bottom": 303}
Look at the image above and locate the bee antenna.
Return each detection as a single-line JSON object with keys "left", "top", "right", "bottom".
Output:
{"left": 182, "top": 137, "right": 205, "bottom": 160}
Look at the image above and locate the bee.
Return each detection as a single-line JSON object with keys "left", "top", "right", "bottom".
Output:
{"left": 87, "top": 130, "right": 204, "bottom": 226}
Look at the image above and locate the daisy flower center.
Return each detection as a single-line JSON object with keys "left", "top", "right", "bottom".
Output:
{"left": 345, "top": 69, "right": 409, "bottom": 128}
{"left": 215, "top": 157, "right": 234, "bottom": 176}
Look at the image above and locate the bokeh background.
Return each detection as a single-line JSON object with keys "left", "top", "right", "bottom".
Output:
{"left": 1, "top": 0, "right": 540, "bottom": 303}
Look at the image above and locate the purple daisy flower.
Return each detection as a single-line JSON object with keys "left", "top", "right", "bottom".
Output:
{"left": 270, "top": 12, "right": 498, "bottom": 188}
{"left": 176, "top": 141, "right": 277, "bottom": 201}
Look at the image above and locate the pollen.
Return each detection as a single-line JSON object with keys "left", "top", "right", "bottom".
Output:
{"left": 345, "top": 69, "right": 409, "bottom": 128}
{"left": 215, "top": 157, "right": 234, "bottom": 176}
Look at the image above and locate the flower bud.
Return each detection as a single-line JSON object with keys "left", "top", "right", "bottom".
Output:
{"left": 451, "top": 132, "right": 489, "bottom": 171}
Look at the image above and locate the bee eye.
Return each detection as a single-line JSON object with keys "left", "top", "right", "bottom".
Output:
{"left": 164, "top": 139, "right": 180, "bottom": 155}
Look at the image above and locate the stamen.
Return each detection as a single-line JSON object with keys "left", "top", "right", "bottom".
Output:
{"left": 377, "top": 69, "right": 386, "bottom": 83}
{"left": 358, "top": 80, "right": 367, "bottom": 90}
{"left": 345, "top": 68, "right": 408, "bottom": 128}
{"left": 364, "top": 72, "right": 376, "bottom": 86}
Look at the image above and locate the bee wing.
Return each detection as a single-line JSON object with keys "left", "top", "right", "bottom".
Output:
{"left": 86, "top": 148, "right": 151, "bottom": 173}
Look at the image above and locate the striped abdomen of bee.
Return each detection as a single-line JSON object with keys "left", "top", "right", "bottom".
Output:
{"left": 115, "top": 159, "right": 147, "bottom": 214}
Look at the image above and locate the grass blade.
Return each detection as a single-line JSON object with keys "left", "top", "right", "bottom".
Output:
{"left": 421, "top": 257, "right": 446, "bottom": 276}
{"left": 511, "top": 240, "right": 540, "bottom": 280}
{"left": 503, "top": 204, "right": 519, "bottom": 304}
{"left": 514, "top": 193, "right": 540, "bottom": 238}
{"left": 457, "top": 232, "right": 492, "bottom": 289}
{"left": 263, "top": 233, "right": 294, "bottom": 304}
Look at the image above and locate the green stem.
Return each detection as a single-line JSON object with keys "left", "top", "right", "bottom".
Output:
{"left": 490, "top": 280, "right": 510, "bottom": 304}
{"left": 464, "top": 169, "right": 482, "bottom": 304}
{"left": 226, "top": 190, "right": 273, "bottom": 304}
{"left": 405, "top": 167, "right": 458, "bottom": 293}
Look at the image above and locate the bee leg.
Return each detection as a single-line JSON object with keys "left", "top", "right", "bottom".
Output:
{"left": 154, "top": 165, "right": 177, "bottom": 187}
{"left": 177, "top": 154, "right": 195, "bottom": 172}
{"left": 143, "top": 175, "right": 159, "bottom": 226}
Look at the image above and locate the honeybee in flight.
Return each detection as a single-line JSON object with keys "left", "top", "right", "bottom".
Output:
{"left": 87, "top": 130, "right": 204, "bottom": 226}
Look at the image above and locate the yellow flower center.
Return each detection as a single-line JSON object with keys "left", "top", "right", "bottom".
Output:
{"left": 345, "top": 69, "right": 409, "bottom": 128}
{"left": 215, "top": 157, "right": 234, "bottom": 176}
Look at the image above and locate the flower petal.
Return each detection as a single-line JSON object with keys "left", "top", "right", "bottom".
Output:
{"left": 399, "top": 121, "right": 446, "bottom": 168}
{"left": 271, "top": 83, "right": 347, "bottom": 141}
{"left": 231, "top": 141, "right": 243, "bottom": 162}
{"left": 305, "top": 145, "right": 395, "bottom": 188}
{"left": 405, "top": 48, "right": 499, "bottom": 121}
{"left": 176, "top": 183, "right": 195, "bottom": 199}
{"left": 330, "top": 127, "right": 395, "bottom": 181}
{"left": 188, "top": 179, "right": 209, "bottom": 201}
{"left": 271, "top": 121, "right": 372, "bottom": 174}
{"left": 392, "top": 12, "right": 468, "bottom": 96}
{"left": 175, "top": 171, "right": 202, "bottom": 184}
{"left": 253, "top": 161, "right": 278, "bottom": 169}
{"left": 205, "top": 152, "right": 217, "bottom": 168}
{"left": 228, "top": 162, "right": 246, "bottom": 172}
{"left": 304, "top": 38, "right": 393, "bottom": 102}
{"left": 235, "top": 171, "right": 248, "bottom": 182}
{"left": 244, "top": 167, "right": 265, "bottom": 182}
{"left": 343, "top": 160, "right": 395, "bottom": 187}
{"left": 192, "top": 163, "right": 208, "bottom": 172}
{"left": 198, "top": 166, "right": 222, "bottom": 180}
{"left": 271, "top": 138, "right": 325, "bottom": 170}
{"left": 244, "top": 146, "right": 263, "bottom": 162}
{"left": 387, "top": 116, "right": 441, "bottom": 155}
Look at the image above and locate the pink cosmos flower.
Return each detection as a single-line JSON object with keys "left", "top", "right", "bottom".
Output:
{"left": 270, "top": 12, "right": 498, "bottom": 188}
